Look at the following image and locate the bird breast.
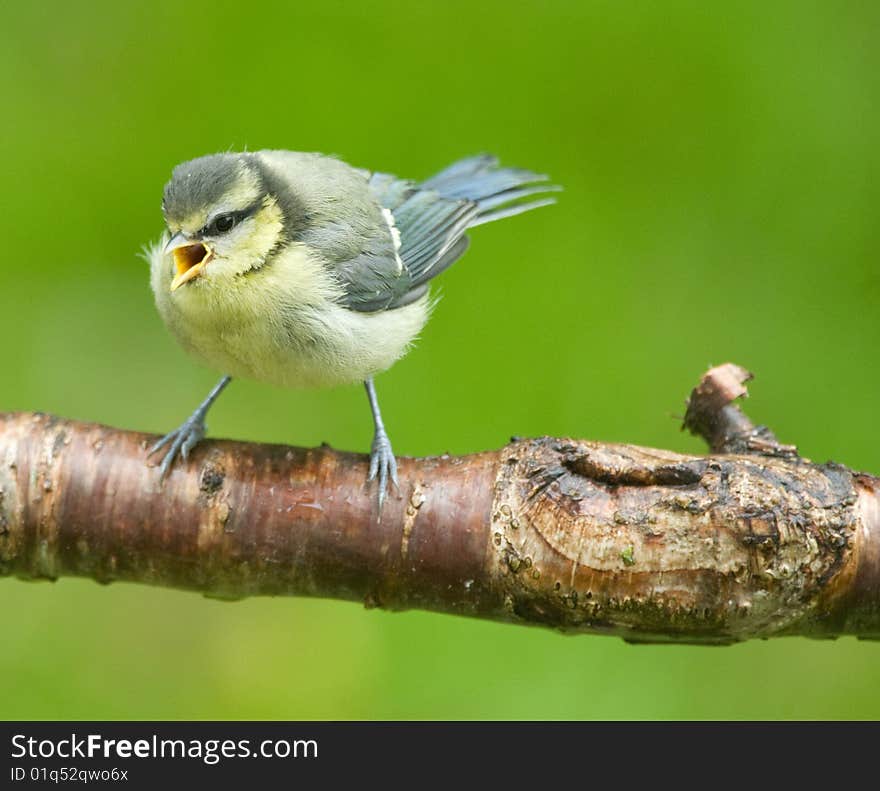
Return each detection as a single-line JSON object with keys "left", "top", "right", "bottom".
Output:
{"left": 150, "top": 239, "right": 430, "bottom": 388}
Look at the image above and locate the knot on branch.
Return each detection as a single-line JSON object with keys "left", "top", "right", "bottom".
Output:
{"left": 492, "top": 434, "right": 857, "bottom": 642}
{"left": 560, "top": 443, "right": 707, "bottom": 487}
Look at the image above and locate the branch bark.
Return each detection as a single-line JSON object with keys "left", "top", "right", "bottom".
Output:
{"left": 1, "top": 364, "right": 877, "bottom": 643}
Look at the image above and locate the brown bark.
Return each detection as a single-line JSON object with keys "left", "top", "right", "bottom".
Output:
{"left": 0, "top": 364, "right": 877, "bottom": 643}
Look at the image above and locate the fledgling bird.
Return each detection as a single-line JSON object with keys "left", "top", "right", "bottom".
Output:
{"left": 147, "top": 151, "right": 559, "bottom": 508}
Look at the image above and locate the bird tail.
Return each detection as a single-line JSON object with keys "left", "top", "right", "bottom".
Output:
{"left": 420, "top": 154, "right": 561, "bottom": 227}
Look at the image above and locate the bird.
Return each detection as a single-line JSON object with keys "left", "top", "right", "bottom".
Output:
{"left": 146, "top": 150, "right": 559, "bottom": 509}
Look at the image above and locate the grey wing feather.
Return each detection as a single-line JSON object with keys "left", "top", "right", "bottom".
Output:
{"left": 390, "top": 191, "right": 478, "bottom": 283}
{"left": 367, "top": 172, "right": 416, "bottom": 209}
{"left": 422, "top": 154, "right": 562, "bottom": 222}
{"left": 385, "top": 237, "right": 470, "bottom": 309}
{"left": 335, "top": 174, "right": 477, "bottom": 312}
{"left": 341, "top": 155, "right": 558, "bottom": 312}
{"left": 333, "top": 245, "right": 405, "bottom": 312}
{"left": 365, "top": 170, "right": 477, "bottom": 282}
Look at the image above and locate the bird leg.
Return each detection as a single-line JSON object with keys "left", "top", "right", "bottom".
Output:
{"left": 147, "top": 375, "right": 232, "bottom": 480}
{"left": 364, "top": 377, "right": 398, "bottom": 510}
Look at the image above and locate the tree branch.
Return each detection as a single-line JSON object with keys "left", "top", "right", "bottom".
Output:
{"left": 1, "top": 364, "right": 877, "bottom": 643}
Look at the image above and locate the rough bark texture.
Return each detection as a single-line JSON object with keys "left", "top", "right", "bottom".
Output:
{"left": 0, "top": 364, "right": 877, "bottom": 643}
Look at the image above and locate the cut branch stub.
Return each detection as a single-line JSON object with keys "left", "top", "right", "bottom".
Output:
{"left": 683, "top": 363, "right": 797, "bottom": 457}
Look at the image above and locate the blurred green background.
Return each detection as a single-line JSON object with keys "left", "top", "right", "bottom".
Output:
{"left": 2, "top": 0, "right": 878, "bottom": 720}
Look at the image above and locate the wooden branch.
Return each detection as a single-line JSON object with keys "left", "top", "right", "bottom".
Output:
{"left": 1, "top": 364, "right": 877, "bottom": 643}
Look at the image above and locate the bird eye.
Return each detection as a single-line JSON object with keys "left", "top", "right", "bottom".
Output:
{"left": 211, "top": 213, "right": 236, "bottom": 234}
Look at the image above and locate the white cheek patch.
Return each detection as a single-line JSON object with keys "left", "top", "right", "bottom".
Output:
{"left": 227, "top": 200, "right": 284, "bottom": 273}
{"left": 382, "top": 208, "right": 403, "bottom": 274}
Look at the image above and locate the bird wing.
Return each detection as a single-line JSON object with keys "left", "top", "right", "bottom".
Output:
{"left": 327, "top": 219, "right": 413, "bottom": 313}
{"left": 335, "top": 156, "right": 558, "bottom": 312}
{"left": 333, "top": 173, "right": 477, "bottom": 312}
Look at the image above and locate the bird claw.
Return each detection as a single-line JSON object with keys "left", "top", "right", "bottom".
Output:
{"left": 368, "top": 430, "right": 398, "bottom": 511}
{"left": 147, "top": 412, "right": 207, "bottom": 481}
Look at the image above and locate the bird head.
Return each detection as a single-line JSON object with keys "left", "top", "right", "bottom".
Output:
{"left": 161, "top": 153, "right": 285, "bottom": 292}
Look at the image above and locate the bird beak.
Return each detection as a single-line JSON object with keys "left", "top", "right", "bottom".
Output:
{"left": 165, "top": 232, "right": 214, "bottom": 292}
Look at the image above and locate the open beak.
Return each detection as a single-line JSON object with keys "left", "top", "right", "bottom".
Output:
{"left": 164, "top": 232, "right": 213, "bottom": 292}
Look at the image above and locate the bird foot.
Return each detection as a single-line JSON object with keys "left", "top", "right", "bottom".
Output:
{"left": 147, "top": 410, "right": 207, "bottom": 481}
{"left": 368, "top": 429, "right": 399, "bottom": 511}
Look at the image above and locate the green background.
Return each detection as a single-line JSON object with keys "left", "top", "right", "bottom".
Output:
{"left": 1, "top": 1, "right": 878, "bottom": 720}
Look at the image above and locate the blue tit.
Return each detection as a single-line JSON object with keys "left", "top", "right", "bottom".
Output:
{"left": 147, "top": 151, "right": 559, "bottom": 509}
